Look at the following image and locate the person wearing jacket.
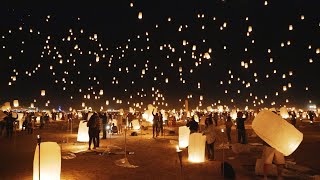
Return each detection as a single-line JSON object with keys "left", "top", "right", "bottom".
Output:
{"left": 203, "top": 118, "right": 216, "bottom": 161}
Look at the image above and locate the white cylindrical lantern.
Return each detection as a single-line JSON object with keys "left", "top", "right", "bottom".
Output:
{"left": 252, "top": 110, "right": 303, "bottom": 156}
{"left": 33, "top": 142, "right": 61, "bottom": 180}
{"left": 188, "top": 133, "right": 206, "bottom": 163}
{"left": 77, "top": 121, "right": 89, "bottom": 142}
{"left": 41, "top": 90, "right": 46, "bottom": 96}
{"left": 132, "top": 119, "right": 140, "bottom": 130}
{"left": 13, "top": 100, "right": 19, "bottom": 107}
{"left": 179, "top": 126, "right": 190, "bottom": 148}
{"left": 279, "top": 107, "right": 289, "bottom": 119}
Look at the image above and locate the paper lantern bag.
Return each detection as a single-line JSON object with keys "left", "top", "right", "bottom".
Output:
{"left": 33, "top": 142, "right": 61, "bottom": 180}
{"left": 179, "top": 126, "right": 190, "bottom": 148}
{"left": 252, "top": 110, "right": 303, "bottom": 156}
{"left": 188, "top": 133, "right": 206, "bottom": 163}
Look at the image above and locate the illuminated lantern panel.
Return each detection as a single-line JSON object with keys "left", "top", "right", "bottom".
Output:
{"left": 279, "top": 107, "right": 289, "bottom": 119}
{"left": 132, "top": 119, "right": 140, "bottom": 130}
{"left": 77, "top": 121, "right": 89, "bottom": 142}
{"left": 179, "top": 126, "right": 190, "bottom": 148}
{"left": 188, "top": 133, "right": 206, "bottom": 163}
{"left": 252, "top": 110, "right": 303, "bottom": 156}
{"left": 33, "top": 142, "right": 61, "bottom": 180}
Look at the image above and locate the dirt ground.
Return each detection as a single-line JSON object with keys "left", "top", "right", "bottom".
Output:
{"left": 0, "top": 118, "right": 319, "bottom": 180}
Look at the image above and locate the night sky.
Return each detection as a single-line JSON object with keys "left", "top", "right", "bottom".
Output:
{"left": 0, "top": 1, "right": 319, "bottom": 111}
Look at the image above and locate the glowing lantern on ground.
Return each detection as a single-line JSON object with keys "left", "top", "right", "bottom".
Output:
{"left": 132, "top": 119, "right": 140, "bottom": 130}
{"left": 33, "top": 142, "right": 61, "bottom": 180}
{"left": 77, "top": 121, "right": 89, "bottom": 142}
{"left": 41, "top": 90, "right": 46, "bottom": 96}
{"left": 252, "top": 110, "right": 303, "bottom": 156}
{"left": 188, "top": 133, "right": 206, "bottom": 163}
{"left": 279, "top": 107, "right": 289, "bottom": 119}
{"left": 13, "top": 100, "right": 19, "bottom": 107}
{"left": 179, "top": 126, "right": 190, "bottom": 148}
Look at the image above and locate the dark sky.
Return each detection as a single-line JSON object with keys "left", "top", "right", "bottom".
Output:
{"left": 0, "top": 0, "right": 319, "bottom": 111}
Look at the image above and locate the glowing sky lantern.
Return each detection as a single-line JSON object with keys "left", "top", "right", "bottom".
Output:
{"left": 13, "top": 100, "right": 19, "bottom": 107}
{"left": 33, "top": 142, "right": 61, "bottom": 180}
{"left": 279, "top": 107, "right": 289, "bottom": 119}
{"left": 252, "top": 110, "right": 303, "bottom": 156}
{"left": 179, "top": 126, "right": 190, "bottom": 148}
{"left": 138, "top": 12, "right": 143, "bottom": 19}
{"left": 188, "top": 133, "right": 206, "bottom": 163}
{"left": 41, "top": 90, "right": 46, "bottom": 96}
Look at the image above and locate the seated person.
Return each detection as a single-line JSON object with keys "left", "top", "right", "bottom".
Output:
{"left": 262, "top": 141, "right": 285, "bottom": 180}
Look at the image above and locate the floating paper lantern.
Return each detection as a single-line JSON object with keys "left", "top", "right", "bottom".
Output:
{"left": 138, "top": 12, "right": 143, "bottom": 19}
{"left": 41, "top": 90, "right": 46, "bottom": 96}
{"left": 279, "top": 107, "right": 289, "bottom": 119}
{"left": 188, "top": 133, "right": 206, "bottom": 163}
{"left": 179, "top": 126, "right": 190, "bottom": 148}
{"left": 13, "top": 100, "right": 19, "bottom": 107}
{"left": 77, "top": 121, "right": 89, "bottom": 142}
{"left": 132, "top": 119, "right": 140, "bottom": 130}
{"left": 33, "top": 142, "right": 61, "bottom": 180}
{"left": 252, "top": 110, "right": 303, "bottom": 156}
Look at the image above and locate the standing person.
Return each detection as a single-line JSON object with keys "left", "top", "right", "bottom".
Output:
{"left": 262, "top": 142, "right": 285, "bottom": 180}
{"left": 152, "top": 110, "right": 159, "bottom": 138}
{"left": 117, "top": 113, "right": 123, "bottom": 134}
{"left": 202, "top": 118, "right": 216, "bottom": 161}
{"left": 225, "top": 113, "right": 233, "bottom": 143}
{"left": 87, "top": 112, "right": 98, "bottom": 150}
{"left": 291, "top": 111, "right": 297, "bottom": 127}
{"left": 213, "top": 112, "right": 219, "bottom": 126}
{"left": 236, "top": 111, "right": 247, "bottom": 144}
{"left": 186, "top": 116, "right": 199, "bottom": 134}
{"left": 101, "top": 113, "right": 107, "bottom": 139}
{"left": 159, "top": 113, "right": 164, "bottom": 136}
{"left": 4, "top": 112, "right": 17, "bottom": 138}
{"left": 127, "top": 112, "right": 134, "bottom": 129}
{"left": 95, "top": 113, "right": 101, "bottom": 148}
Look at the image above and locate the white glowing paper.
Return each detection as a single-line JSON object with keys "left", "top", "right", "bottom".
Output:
{"left": 131, "top": 119, "right": 140, "bottom": 130}
{"left": 33, "top": 142, "right": 61, "bottom": 180}
{"left": 77, "top": 121, "right": 89, "bottom": 142}
{"left": 252, "top": 110, "right": 303, "bottom": 156}
{"left": 188, "top": 133, "right": 206, "bottom": 163}
{"left": 179, "top": 126, "right": 190, "bottom": 148}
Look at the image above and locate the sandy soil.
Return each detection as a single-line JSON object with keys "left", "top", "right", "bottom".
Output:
{"left": 0, "top": 118, "right": 319, "bottom": 180}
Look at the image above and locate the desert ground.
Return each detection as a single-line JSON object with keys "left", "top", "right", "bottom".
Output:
{"left": 0, "top": 117, "right": 319, "bottom": 180}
